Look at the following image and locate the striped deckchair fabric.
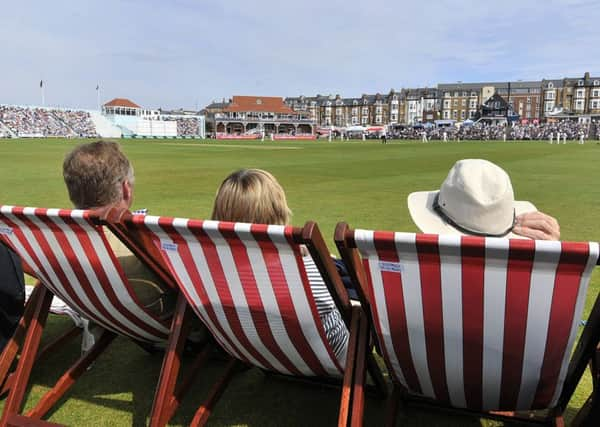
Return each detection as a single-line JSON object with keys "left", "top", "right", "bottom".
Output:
{"left": 0, "top": 206, "right": 169, "bottom": 343}
{"left": 336, "top": 222, "right": 600, "bottom": 425}
{"left": 126, "top": 214, "right": 346, "bottom": 378}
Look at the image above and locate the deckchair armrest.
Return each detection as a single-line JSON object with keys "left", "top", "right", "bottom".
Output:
{"left": 102, "top": 207, "right": 179, "bottom": 291}
{"left": 301, "top": 221, "right": 353, "bottom": 323}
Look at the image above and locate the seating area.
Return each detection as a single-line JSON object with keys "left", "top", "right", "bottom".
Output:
{"left": 0, "top": 205, "right": 598, "bottom": 426}
{"left": 0, "top": 106, "right": 97, "bottom": 138}
{"left": 175, "top": 117, "right": 200, "bottom": 136}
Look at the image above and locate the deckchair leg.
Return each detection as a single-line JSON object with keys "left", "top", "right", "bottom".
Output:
{"left": 338, "top": 307, "right": 361, "bottom": 427}
{"left": 25, "top": 330, "right": 117, "bottom": 419}
{"left": 149, "top": 292, "right": 194, "bottom": 427}
{"left": 1, "top": 325, "right": 81, "bottom": 399}
{"left": 571, "top": 344, "right": 600, "bottom": 427}
{"left": 5, "top": 413, "right": 64, "bottom": 427}
{"left": 0, "top": 284, "right": 43, "bottom": 391}
{"left": 350, "top": 312, "right": 369, "bottom": 427}
{"left": 190, "top": 358, "right": 239, "bottom": 427}
{"left": 0, "top": 286, "right": 53, "bottom": 425}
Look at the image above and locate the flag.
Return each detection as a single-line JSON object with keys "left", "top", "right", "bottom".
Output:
{"left": 96, "top": 84, "right": 99, "bottom": 91}
{"left": 39, "top": 80, "right": 43, "bottom": 88}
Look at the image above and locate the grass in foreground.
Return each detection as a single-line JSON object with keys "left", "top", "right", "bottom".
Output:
{"left": 0, "top": 137, "right": 599, "bottom": 426}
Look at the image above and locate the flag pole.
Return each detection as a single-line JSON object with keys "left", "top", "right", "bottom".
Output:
{"left": 96, "top": 84, "right": 100, "bottom": 111}
{"left": 40, "top": 80, "right": 45, "bottom": 107}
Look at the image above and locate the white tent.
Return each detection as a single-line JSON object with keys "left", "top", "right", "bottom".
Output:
{"left": 345, "top": 125, "right": 367, "bottom": 132}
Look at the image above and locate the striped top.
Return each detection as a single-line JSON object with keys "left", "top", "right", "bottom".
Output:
{"left": 352, "top": 230, "right": 599, "bottom": 411}
{"left": 303, "top": 255, "right": 348, "bottom": 362}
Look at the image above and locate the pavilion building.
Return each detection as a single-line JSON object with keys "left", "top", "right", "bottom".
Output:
{"left": 205, "top": 96, "right": 316, "bottom": 138}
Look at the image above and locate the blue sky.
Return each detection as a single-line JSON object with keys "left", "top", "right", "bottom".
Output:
{"left": 1, "top": 0, "right": 598, "bottom": 110}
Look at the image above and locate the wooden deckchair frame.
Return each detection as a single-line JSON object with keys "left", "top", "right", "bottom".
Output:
{"left": 113, "top": 211, "right": 387, "bottom": 427}
{"left": 335, "top": 222, "right": 600, "bottom": 427}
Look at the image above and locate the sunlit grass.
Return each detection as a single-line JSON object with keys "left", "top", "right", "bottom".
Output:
{"left": 0, "top": 137, "right": 598, "bottom": 426}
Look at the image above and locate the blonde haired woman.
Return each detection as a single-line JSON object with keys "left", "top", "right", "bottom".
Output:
{"left": 212, "top": 168, "right": 348, "bottom": 361}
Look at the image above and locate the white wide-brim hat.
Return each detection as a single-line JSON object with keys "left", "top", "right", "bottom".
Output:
{"left": 408, "top": 159, "right": 536, "bottom": 238}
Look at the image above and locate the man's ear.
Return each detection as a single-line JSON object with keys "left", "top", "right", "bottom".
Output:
{"left": 122, "top": 179, "right": 134, "bottom": 207}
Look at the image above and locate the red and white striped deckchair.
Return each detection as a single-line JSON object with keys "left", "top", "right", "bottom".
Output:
{"left": 114, "top": 212, "right": 387, "bottom": 427}
{"left": 0, "top": 206, "right": 171, "bottom": 424}
{"left": 335, "top": 222, "right": 600, "bottom": 427}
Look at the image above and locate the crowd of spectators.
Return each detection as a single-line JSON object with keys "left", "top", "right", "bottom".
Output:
{"left": 52, "top": 109, "right": 97, "bottom": 137}
{"left": 387, "top": 120, "right": 594, "bottom": 141}
{"left": 0, "top": 106, "right": 97, "bottom": 138}
{"left": 175, "top": 118, "right": 200, "bottom": 136}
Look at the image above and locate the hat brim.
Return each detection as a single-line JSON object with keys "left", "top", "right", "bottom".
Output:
{"left": 407, "top": 191, "right": 537, "bottom": 239}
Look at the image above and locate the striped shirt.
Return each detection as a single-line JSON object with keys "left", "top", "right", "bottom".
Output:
{"left": 303, "top": 255, "right": 349, "bottom": 363}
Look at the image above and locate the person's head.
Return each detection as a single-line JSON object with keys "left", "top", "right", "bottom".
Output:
{"left": 407, "top": 159, "right": 536, "bottom": 238}
{"left": 63, "top": 140, "right": 134, "bottom": 212}
{"left": 211, "top": 168, "right": 291, "bottom": 225}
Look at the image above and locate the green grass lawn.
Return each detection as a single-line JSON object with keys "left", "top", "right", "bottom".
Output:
{"left": 0, "top": 137, "right": 599, "bottom": 426}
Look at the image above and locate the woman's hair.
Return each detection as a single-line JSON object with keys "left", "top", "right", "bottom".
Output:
{"left": 211, "top": 169, "right": 292, "bottom": 225}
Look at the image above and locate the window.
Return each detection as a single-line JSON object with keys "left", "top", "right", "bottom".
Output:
{"left": 469, "top": 100, "right": 477, "bottom": 108}
{"left": 590, "top": 100, "right": 599, "bottom": 110}
{"left": 353, "top": 100, "right": 358, "bottom": 106}
{"left": 361, "top": 116, "right": 368, "bottom": 124}
{"left": 461, "top": 99, "right": 467, "bottom": 107}
{"left": 452, "top": 110, "right": 458, "bottom": 119}
{"left": 375, "top": 107, "right": 382, "bottom": 114}
{"left": 375, "top": 115, "right": 382, "bottom": 124}
{"left": 362, "top": 107, "right": 368, "bottom": 114}
{"left": 593, "top": 89, "right": 600, "bottom": 98}
{"left": 576, "top": 89, "right": 585, "bottom": 98}
{"left": 454, "top": 91, "right": 459, "bottom": 97}
{"left": 461, "top": 111, "right": 466, "bottom": 119}
{"left": 471, "top": 91, "right": 477, "bottom": 97}
{"left": 548, "top": 82, "right": 554, "bottom": 89}
{"left": 453, "top": 100, "right": 458, "bottom": 107}
{"left": 443, "top": 111, "right": 450, "bottom": 119}
{"left": 578, "top": 80, "right": 584, "bottom": 86}
{"left": 390, "top": 113, "right": 397, "bottom": 121}
{"left": 352, "top": 117, "right": 358, "bottom": 125}
{"left": 444, "top": 92, "right": 450, "bottom": 98}
{"left": 575, "top": 100, "right": 584, "bottom": 110}
{"left": 546, "top": 91, "right": 555, "bottom": 100}
{"left": 325, "top": 107, "right": 331, "bottom": 115}
{"left": 470, "top": 111, "right": 476, "bottom": 118}
{"left": 443, "top": 100, "right": 450, "bottom": 108}
{"left": 545, "top": 101, "right": 554, "bottom": 112}
{"left": 594, "top": 80, "right": 600, "bottom": 86}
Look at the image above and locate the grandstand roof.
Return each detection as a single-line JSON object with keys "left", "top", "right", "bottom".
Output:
{"left": 104, "top": 98, "right": 141, "bottom": 109}
{"left": 224, "top": 96, "right": 295, "bottom": 114}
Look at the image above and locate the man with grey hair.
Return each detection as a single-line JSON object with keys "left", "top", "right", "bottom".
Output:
{"left": 63, "top": 140, "right": 173, "bottom": 316}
